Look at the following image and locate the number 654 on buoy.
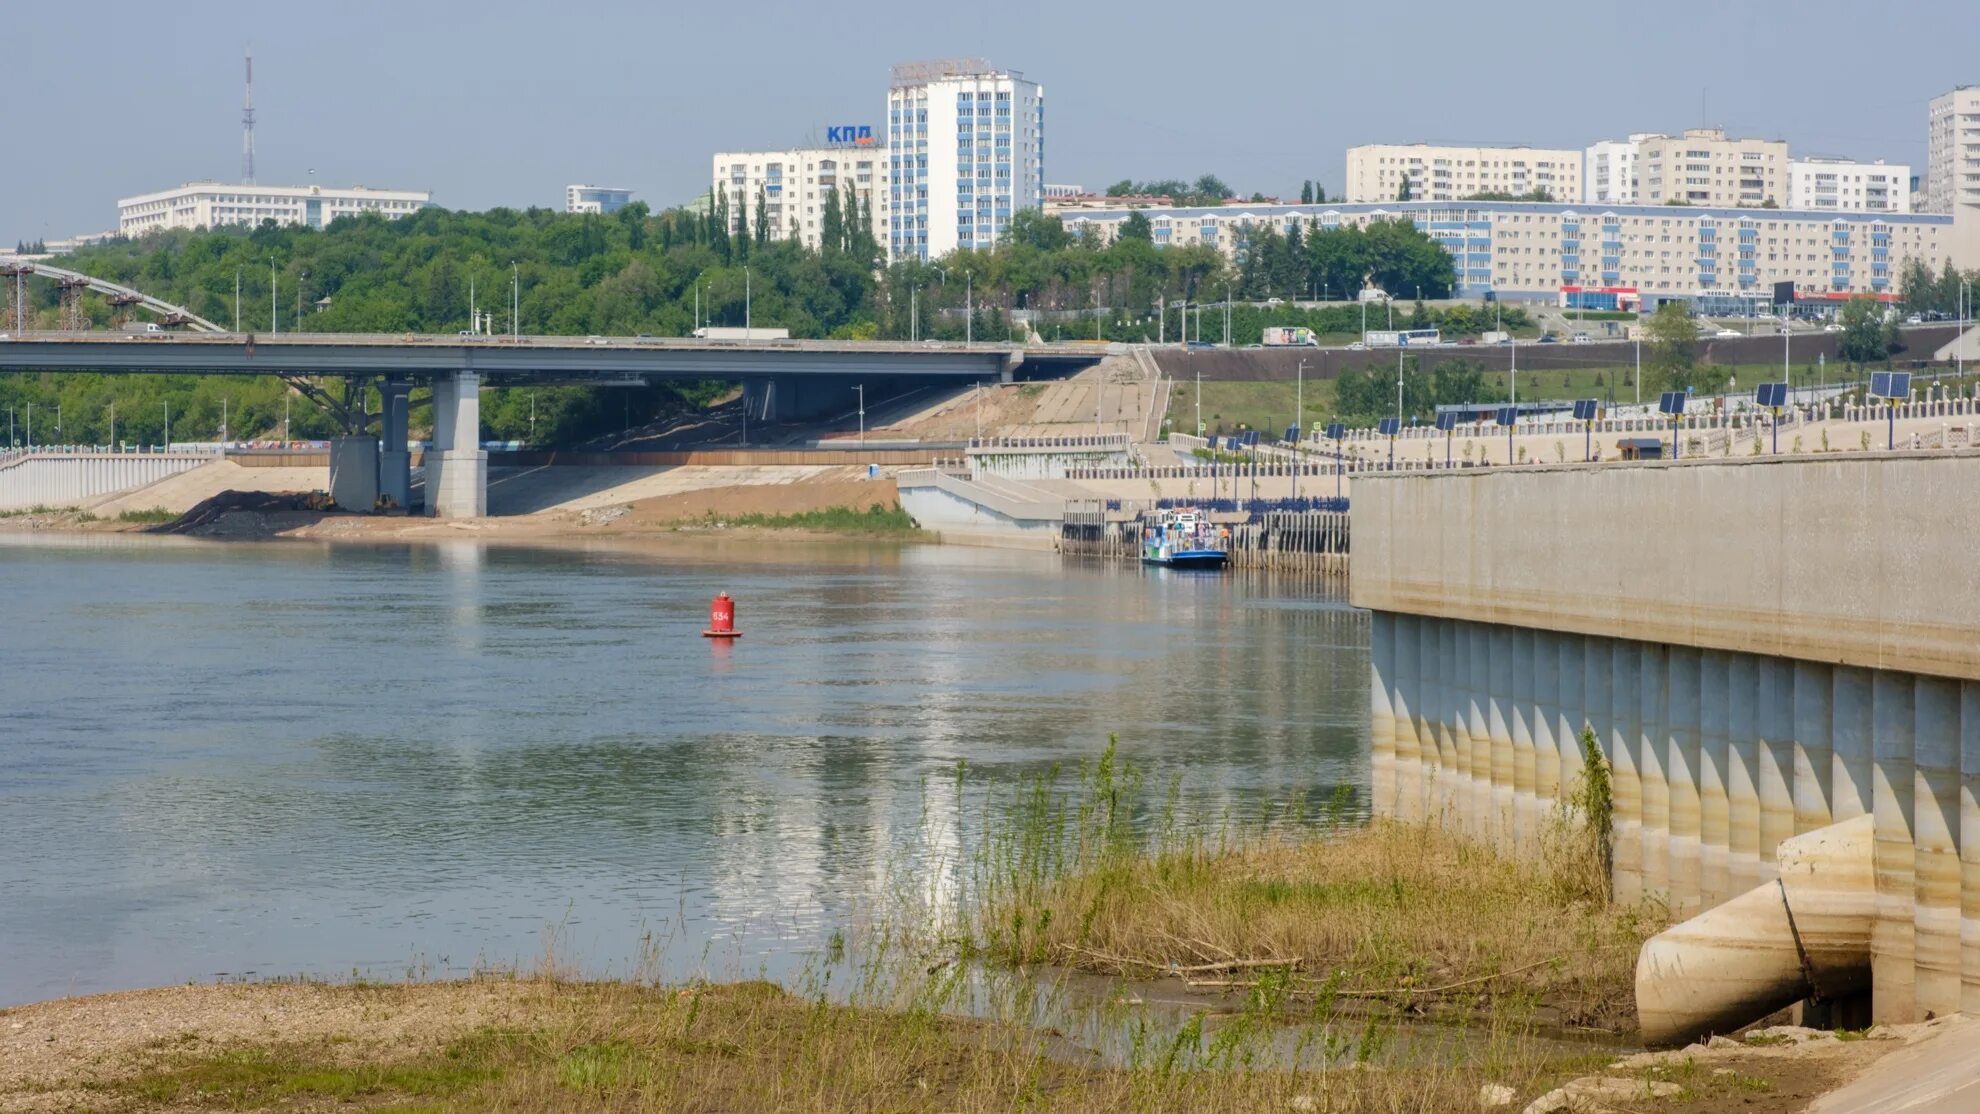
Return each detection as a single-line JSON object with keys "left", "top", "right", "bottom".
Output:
{"left": 703, "top": 592, "right": 742, "bottom": 638}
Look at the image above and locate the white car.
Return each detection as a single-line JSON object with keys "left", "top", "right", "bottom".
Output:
{"left": 1714, "top": 329, "right": 1743, "bottom": 338}
{"left": 1346, "top": 342, "right": 1367, "bottom": 351}
{"left": 1823, "top": 324, "right": 1841, "bottom": 333}
{"left": 1905, "top": 314, "right": 1923, "bottom": 325}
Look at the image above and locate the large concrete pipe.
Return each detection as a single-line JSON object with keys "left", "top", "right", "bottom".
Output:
{"left": 1636, "top": 814, "right": 1875, "bottom": 1048}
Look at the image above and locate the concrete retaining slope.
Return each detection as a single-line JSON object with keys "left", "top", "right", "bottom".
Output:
{"left": 1352, "top": 452, "right": 1980, "bottom": 1026}
{"left": 85, "top": 460, "right": 327, "bottom": 517}
{"left": 0, "top": 452, "right": 214, "bottom": 510}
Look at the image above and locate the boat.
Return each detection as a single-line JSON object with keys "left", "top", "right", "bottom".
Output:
{"left": 1140, "top": 508, "right": 1229, "bottom": 570}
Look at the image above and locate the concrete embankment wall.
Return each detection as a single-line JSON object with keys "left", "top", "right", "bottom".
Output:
{"left": 1352, "top": 453, "right": 1980, "bottom": 1024}
{"left": 0, "top": 452, "right": 214, "bottom": 510}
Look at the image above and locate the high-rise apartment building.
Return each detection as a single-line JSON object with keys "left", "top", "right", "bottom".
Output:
{"left": 1787, "top": 158, "right": 1910, "bottom": 213}
{"left": 1923, "top": 86, "right": 1980, "bottom": 215}
{"left": 710, "top": 145, "right": 888, "bottom": 254}
{"left": 565, "top": 185, "right": 634, "bottom": 214}
{"left": 1636, "top": 129, "right": 1787, "bottom": 208}
{"left": 886, "top": 59, "right": 1045, "bottom": 261}
{"left": 1585, "top": 135, "right": 1652, "bottom": 204}
{"left": 1344, "top": 144, "right": 1583, "bottom": 204}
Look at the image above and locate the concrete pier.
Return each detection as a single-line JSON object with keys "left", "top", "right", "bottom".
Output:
{"left": 427, "top": 370, "right": 486, "bottom": 518}
{"left": 1355, "top": 452, "right": 1980, "bottom": 1025}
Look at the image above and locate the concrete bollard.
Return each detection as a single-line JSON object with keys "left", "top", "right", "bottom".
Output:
{"left": 1833, "top": 666, "right": 1874, "bottom": 822}
{"left": 1795, "top": 660, "right": 1836, "bottom": 837}
{"left": 1370, "top": 612, "right": 1396, "bottom": 818}
{"left": 1512, "top": 628, "right": 1539, "bottom": 851}
{"left": 1961, "top": 682, "right": 1980, "bottom": 1015}
{"left": 1469, "top": 623, "right": 1493, "bottom": 847}
{"left": 1872, "top": 670, "right": 1917, "bottom": 1022}
{"left": 1639, "top": 644, "right": 1672, "bottom": 904}
{"left": 1757, "top": 658, "right": 1796, "bottom": 882}
{"left": 1437, "top": 619, "right": 1463, "bottom": 824}
{"left": 1389, "top": 614, "right": 1418, "bottom": 823}
{"left": 1913, "top": 676, "right": 1961, "bottom": 1018}
{"left": 1610, "top": 639, "right": 1644, "bottom": 903}
{"left": 1534, "top": 631, "right": 1562, "bottom": 822}
{"left": 1489, "top": 625, "right": 1516, "bottom": 853}
{"left": 1667, "top": 647, "right": 1704, "bottom": 918}
{"left": 1699, "top": 650, "right": 1732, "bottom": 909}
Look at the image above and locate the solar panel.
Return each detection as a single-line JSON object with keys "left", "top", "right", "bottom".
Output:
{"left": 1755, "top": 382, "right": 1788, "bottom": 408}
{"left": 1325, "top": 422, "right": 1346, "bottom": 441}
{"left": 1869, "top": 371, "right": 1911, "bottom": 400}
{"left": 1242, "top": 430, "right": 1260, "bottom": 446}
{"left": 1658, "top": 391, "right": 1687, "bottom": 416}
{"left": 1377, "top": 417, "right": 1401, "bottom": 436}
{"left": 1435, "top": 411, "right": 1458, "bottom": 432}
{"left": 1494, "top": 406, "right": 1517, "bottom": 427}
{"left": 1572, "top": 399, "right": 1599, "bottom": 422}
{"left": 1285, "top": 424, "right": 1300, "bottom": 443}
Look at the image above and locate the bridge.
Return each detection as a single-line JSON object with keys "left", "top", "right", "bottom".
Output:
{"left": 0, "top": 257, "right": 1108, "bottom": 517}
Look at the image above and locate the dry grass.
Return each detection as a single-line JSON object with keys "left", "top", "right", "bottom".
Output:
{"left": 6, "top": 978, "right": 1597, "bottom": 1114}
{"left": 967, "top": 739, "right": 1656, "bottom": 1034}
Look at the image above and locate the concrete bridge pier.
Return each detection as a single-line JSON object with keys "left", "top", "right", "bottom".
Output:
{"left": 427, "top": 370, "right": 486, "bottom": 518}
{"left": 379, "top": 379, "right": 412, "bottom": 511}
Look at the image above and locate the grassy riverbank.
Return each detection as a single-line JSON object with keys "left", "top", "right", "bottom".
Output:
{"left": 2, "top": 743, "right": 1671, "bottom": 1112}
{"left": 691, "top": 501, "right": 923, "bottom": 535}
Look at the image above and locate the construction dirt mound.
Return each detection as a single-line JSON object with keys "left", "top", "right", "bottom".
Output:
{"left": 152, "top": 490, "right": 336, "bottom": 536}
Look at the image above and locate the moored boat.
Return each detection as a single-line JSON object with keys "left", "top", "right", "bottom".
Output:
{"left": 1140, "top": 508, "right": 1229, "bottom": 570}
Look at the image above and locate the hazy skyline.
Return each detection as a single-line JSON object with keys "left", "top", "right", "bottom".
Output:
{"left": 3, "top": 0, "right": 1972, "bottom": 246}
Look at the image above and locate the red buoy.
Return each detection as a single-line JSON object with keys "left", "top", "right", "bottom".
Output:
{"left": 703, "top": 592, "right": 742, "bottom": 638}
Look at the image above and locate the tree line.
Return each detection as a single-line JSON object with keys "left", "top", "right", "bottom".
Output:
{"left": 3, "top": 198, "right": 1469, "bottom": 446}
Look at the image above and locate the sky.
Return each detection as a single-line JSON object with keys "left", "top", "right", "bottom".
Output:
{"left": 3, "top": 0, "right": 1973, "bottom": 246}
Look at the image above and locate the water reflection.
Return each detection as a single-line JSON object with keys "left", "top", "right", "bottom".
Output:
{"left": 0, "top": 536, "right": 1367, "bottom": 1005}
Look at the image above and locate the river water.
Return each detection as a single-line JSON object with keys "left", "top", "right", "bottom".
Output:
{"left": 0, "top": 534, "right": 1367, "bottom": 1007}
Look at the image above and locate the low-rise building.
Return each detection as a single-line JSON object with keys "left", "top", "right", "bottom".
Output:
{"left": 565, "top": 185, "right": 634, "bottom": 214}
{"left": 117, "top": 182, "right": 432, "bottom": 236}
{"left": 711, "top": 144, "right": 889, "bottom": 254}
{"left": 1052, "top": 200, "right": 1950, "bottom": 302}
{"left": 1344, "top": 144, "right": 1583, "bottom": 204}
{"left": 1635, "top": 128, "right": 1788, "bottom": 208}
{"left": 1788, "top": 158, "right": 1910, "bottom": 213}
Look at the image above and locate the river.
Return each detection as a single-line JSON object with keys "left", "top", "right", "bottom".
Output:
{"left": 0, "top": 533, "right": 1367, "bottom": 1007}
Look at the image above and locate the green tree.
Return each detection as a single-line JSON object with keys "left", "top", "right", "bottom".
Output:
{"left": 1117, "top": 210, "right": 1153, "bottom": 242}
{"left": 1299, "top": 180, "right": 1314, "bottom": 204}
{"left": 1313, "top": 183, "right": 1327, "bottom": 204}
{"left": 1837, "top": 295, "right": 1889, "bottom": 368}
{"left": 1643, "top": 301, "right": 1699, "bottom": 392}
{"left": 1396, "top": 177, "right": 1413, "bottom": 202}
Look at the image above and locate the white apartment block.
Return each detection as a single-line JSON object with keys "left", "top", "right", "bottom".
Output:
{"left": 1052, "top": 200, "right": 1950, "bottom": 301}
{"left": 1585, "top": 135, "right": 1653, "bottom": 204}
{"left": 117, "top": 182, "right": 431, "bottom": 236}
{"left": 565, "top": 185, "right": 633, "bottom": 214}
{"left": 1344, "top": 144, "right": 1583, "bottom": 204}
{"left": 1923, "top": 86, "right": 1980, "bottom": 267}
{"left": 1923, "top": 86, "right": 1980, "bottom": 216}
{"left": 711, "top": 146, "right": 888, "bottom": 254}
{"left": 887, "top": 59, "right": 1046, "bottom": 261}
{"left": 1788, "top": 158, "right": 1910, "bottom": 213}
{"left": 1636, "top": 129, "right": 1788, "bottom": 207}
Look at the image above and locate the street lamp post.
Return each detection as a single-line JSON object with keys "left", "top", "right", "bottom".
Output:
{"left": 511, "top": 262, "right": 519, "bottom": 338}
{"left": 853, "top": 384, "right": 865, "bottom": 445}
{"left": 269, "top": 256, "right": 277, "bottom": 335}
{"left": 744, "top": 265, "right": 751, "bottom": 339}
{"left": 1294, "top": 357, "right": 1307, "bottom": 499}
{"left": 910, "top": 285, "right": 917, "bottom": 341}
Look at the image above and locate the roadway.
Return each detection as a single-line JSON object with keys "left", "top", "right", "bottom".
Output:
{"left": 0, "top": 331, "right": 1109, "bottom": 383}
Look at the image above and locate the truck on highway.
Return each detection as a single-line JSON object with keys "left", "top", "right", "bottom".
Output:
{"left": 1261, "top": 326, "right": 1317, "bottom": 347}
{"left": 692, "top": 327, "right": 791, "bottom": 341}
{"left": 1480, "top": 330, "right": 1511, "bottom": 345}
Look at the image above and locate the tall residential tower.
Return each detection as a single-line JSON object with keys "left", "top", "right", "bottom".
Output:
{"left": 886, "top": 59, "right": 1044, "bottom": 261}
